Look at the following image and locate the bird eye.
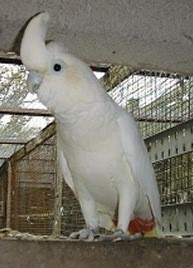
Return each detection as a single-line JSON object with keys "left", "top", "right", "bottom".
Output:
{"left": 53, "top": 63, "right": 62, "bottom": 72}
{"left": 51, "top": 59, "right": 67, "bottom": 74}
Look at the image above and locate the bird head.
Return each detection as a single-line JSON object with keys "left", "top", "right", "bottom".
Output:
{"left": 20, "top": 12, "right": 104, "bottom": 114}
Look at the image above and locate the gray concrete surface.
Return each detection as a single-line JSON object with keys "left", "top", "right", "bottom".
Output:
{"left": 0, "top": 238, "right": 193, "bottom": 268}
{"left": 1, "top": 1, "right": 193, "bottom": 75}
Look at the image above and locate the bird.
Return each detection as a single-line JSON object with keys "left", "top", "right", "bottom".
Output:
{"left": 20, "top": 12, "right": 161, "bottom": 241}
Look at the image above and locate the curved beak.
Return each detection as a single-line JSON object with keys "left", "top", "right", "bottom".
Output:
{"left": 27, "top": 71, "right": 43, "bottom": 93}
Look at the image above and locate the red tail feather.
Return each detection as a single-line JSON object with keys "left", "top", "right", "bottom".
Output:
{"left": 128, "top": 218, "right": 154, "bottom": 234}
{"left": 112, "top": 217, "right": 154, "bottom": 234}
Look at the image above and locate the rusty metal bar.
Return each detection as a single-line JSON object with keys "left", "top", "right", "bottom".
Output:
{"left": 0, "top": 107, "right": 53, "bottom": 117}
{"left": 136, "top": 117, "right": 182, "bottom": 123}
{"left": 100, "top": 65, "right": 135, "bottom": 92}
{"left": 10, "top": 122, "right": 56, "bottom": 163}
{"left": 0, "top": 56, "right": 109, "bottom": 72}
{"left": 0, "top": 57, "right": 22, "bottom": 65}
{"left": 0, "top": 139, "right": 27, "bottom": 145}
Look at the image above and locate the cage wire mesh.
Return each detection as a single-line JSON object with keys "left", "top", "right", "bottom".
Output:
{"left": 154, "top": 153, "right": 193, "bottom": 206}
{"left": 145, "top": 118, "right": 193, "bottom": 236}
{"left": 61, "top": 180, "right": 85, "bottom": 236}
{"left": 0, "top": 119, "right": 84, "bottom": 236}
{"left": 1, "top": 67, "right": 193, "bottom": 236}
{"left": 0, "top": 63, "right": 54, "bottom": 167}
{"left": 109, "top": 70, "right": 193, "bottom": 236}
{"left": 10, "top": 135, "right": 57, "bottom": 235}
{"left": 108, "top": 71, "right": 193, "bottom": 138}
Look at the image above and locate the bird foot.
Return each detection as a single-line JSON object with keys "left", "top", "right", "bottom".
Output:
{"left": 68, "top": 226, "right": 99, "bottom": 241}
{"left": 95, "top": 229, "right": 142, "bottom": 242}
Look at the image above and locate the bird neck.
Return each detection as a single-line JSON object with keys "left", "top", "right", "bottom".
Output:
{"left": 55, "top": 100, "right": 107, "bottom": 129}
{"left": 55, "top": 99, "right": 117, "bottom": 150}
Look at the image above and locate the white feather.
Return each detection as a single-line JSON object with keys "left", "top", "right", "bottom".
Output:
{"left": 20, "top": 12, "right": 161, "bottom": 235}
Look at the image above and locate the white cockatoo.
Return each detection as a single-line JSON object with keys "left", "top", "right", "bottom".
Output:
{"left": 20, "top": 12, "right": 161, "bottom": 240}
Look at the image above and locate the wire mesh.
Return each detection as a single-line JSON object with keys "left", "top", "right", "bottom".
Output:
{"left": 145, "top": 116, "right": 193, "bottom": 208}
{"left": 109, "top": 71, "right": 193, "bottom": 138}
{"left": 144, "top": 110, "right": 193, "bottom": 235}
{"left": 0, "top": 64, "right": 53, "bottom": 165}
{"left": 154, "top": 153, "right": 193, "bottom": 206}
{"left": 1, "top": 68, "right": 193, "bottom": 236}
{"left": 61, "top": 181, "right": 85, "bottom": 236}
{"left": 108, "top": 70, "right": 193, "bottom": 236}
{"left": 0, "top": 120, "right": 84, "bottom": 236}
{"left": 10, "top": 136, "right": 57, "bottom": 235}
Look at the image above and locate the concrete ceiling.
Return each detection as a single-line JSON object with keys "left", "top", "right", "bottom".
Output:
{"left": 1, "top": 0, "right": 193, "bottom": 75}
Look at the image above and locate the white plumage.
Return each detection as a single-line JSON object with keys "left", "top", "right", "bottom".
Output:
{"left": 20, "top": 12, "right": 161, "bottom": 240}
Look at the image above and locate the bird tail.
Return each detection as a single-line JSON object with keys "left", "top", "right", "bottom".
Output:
{"left": 128, "top": 218, "right": 153, "bottom": 235}
{"left": 128, "top": 217, "right": 162, "bottom": 237}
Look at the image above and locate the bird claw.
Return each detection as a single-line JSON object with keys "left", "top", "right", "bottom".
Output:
{"left": 69, "top": 226, "right": 98, "bottom": 241}
{"left": 69, "top": 227, "right": 142, "bottom": 242}
{"left": 94, "top": 229, "right": 142, "bottom": 242}
{"left": 112, "top": 230, "right": 142, "bottom": 242}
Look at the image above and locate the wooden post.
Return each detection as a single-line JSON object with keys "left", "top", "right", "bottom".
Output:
{"left": 52, "top": 140, "right": 63, "bottom": 237}
{"left": 6, "top": 161, "right": 12, "bottom": 228}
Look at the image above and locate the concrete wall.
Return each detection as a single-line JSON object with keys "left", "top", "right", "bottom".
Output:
{"left": 1, "top": 238, "right": 193, "bottom": 268}
{"left": 1, "top": 0, "right": 193, "bottom": 74}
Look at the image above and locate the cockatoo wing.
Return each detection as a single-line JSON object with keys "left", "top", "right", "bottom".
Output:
{"left": 57, "top": 135, "right": 76, "bottom": 194}
{"left": 116, "top": 108, "right": 161, "bottom": 226}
